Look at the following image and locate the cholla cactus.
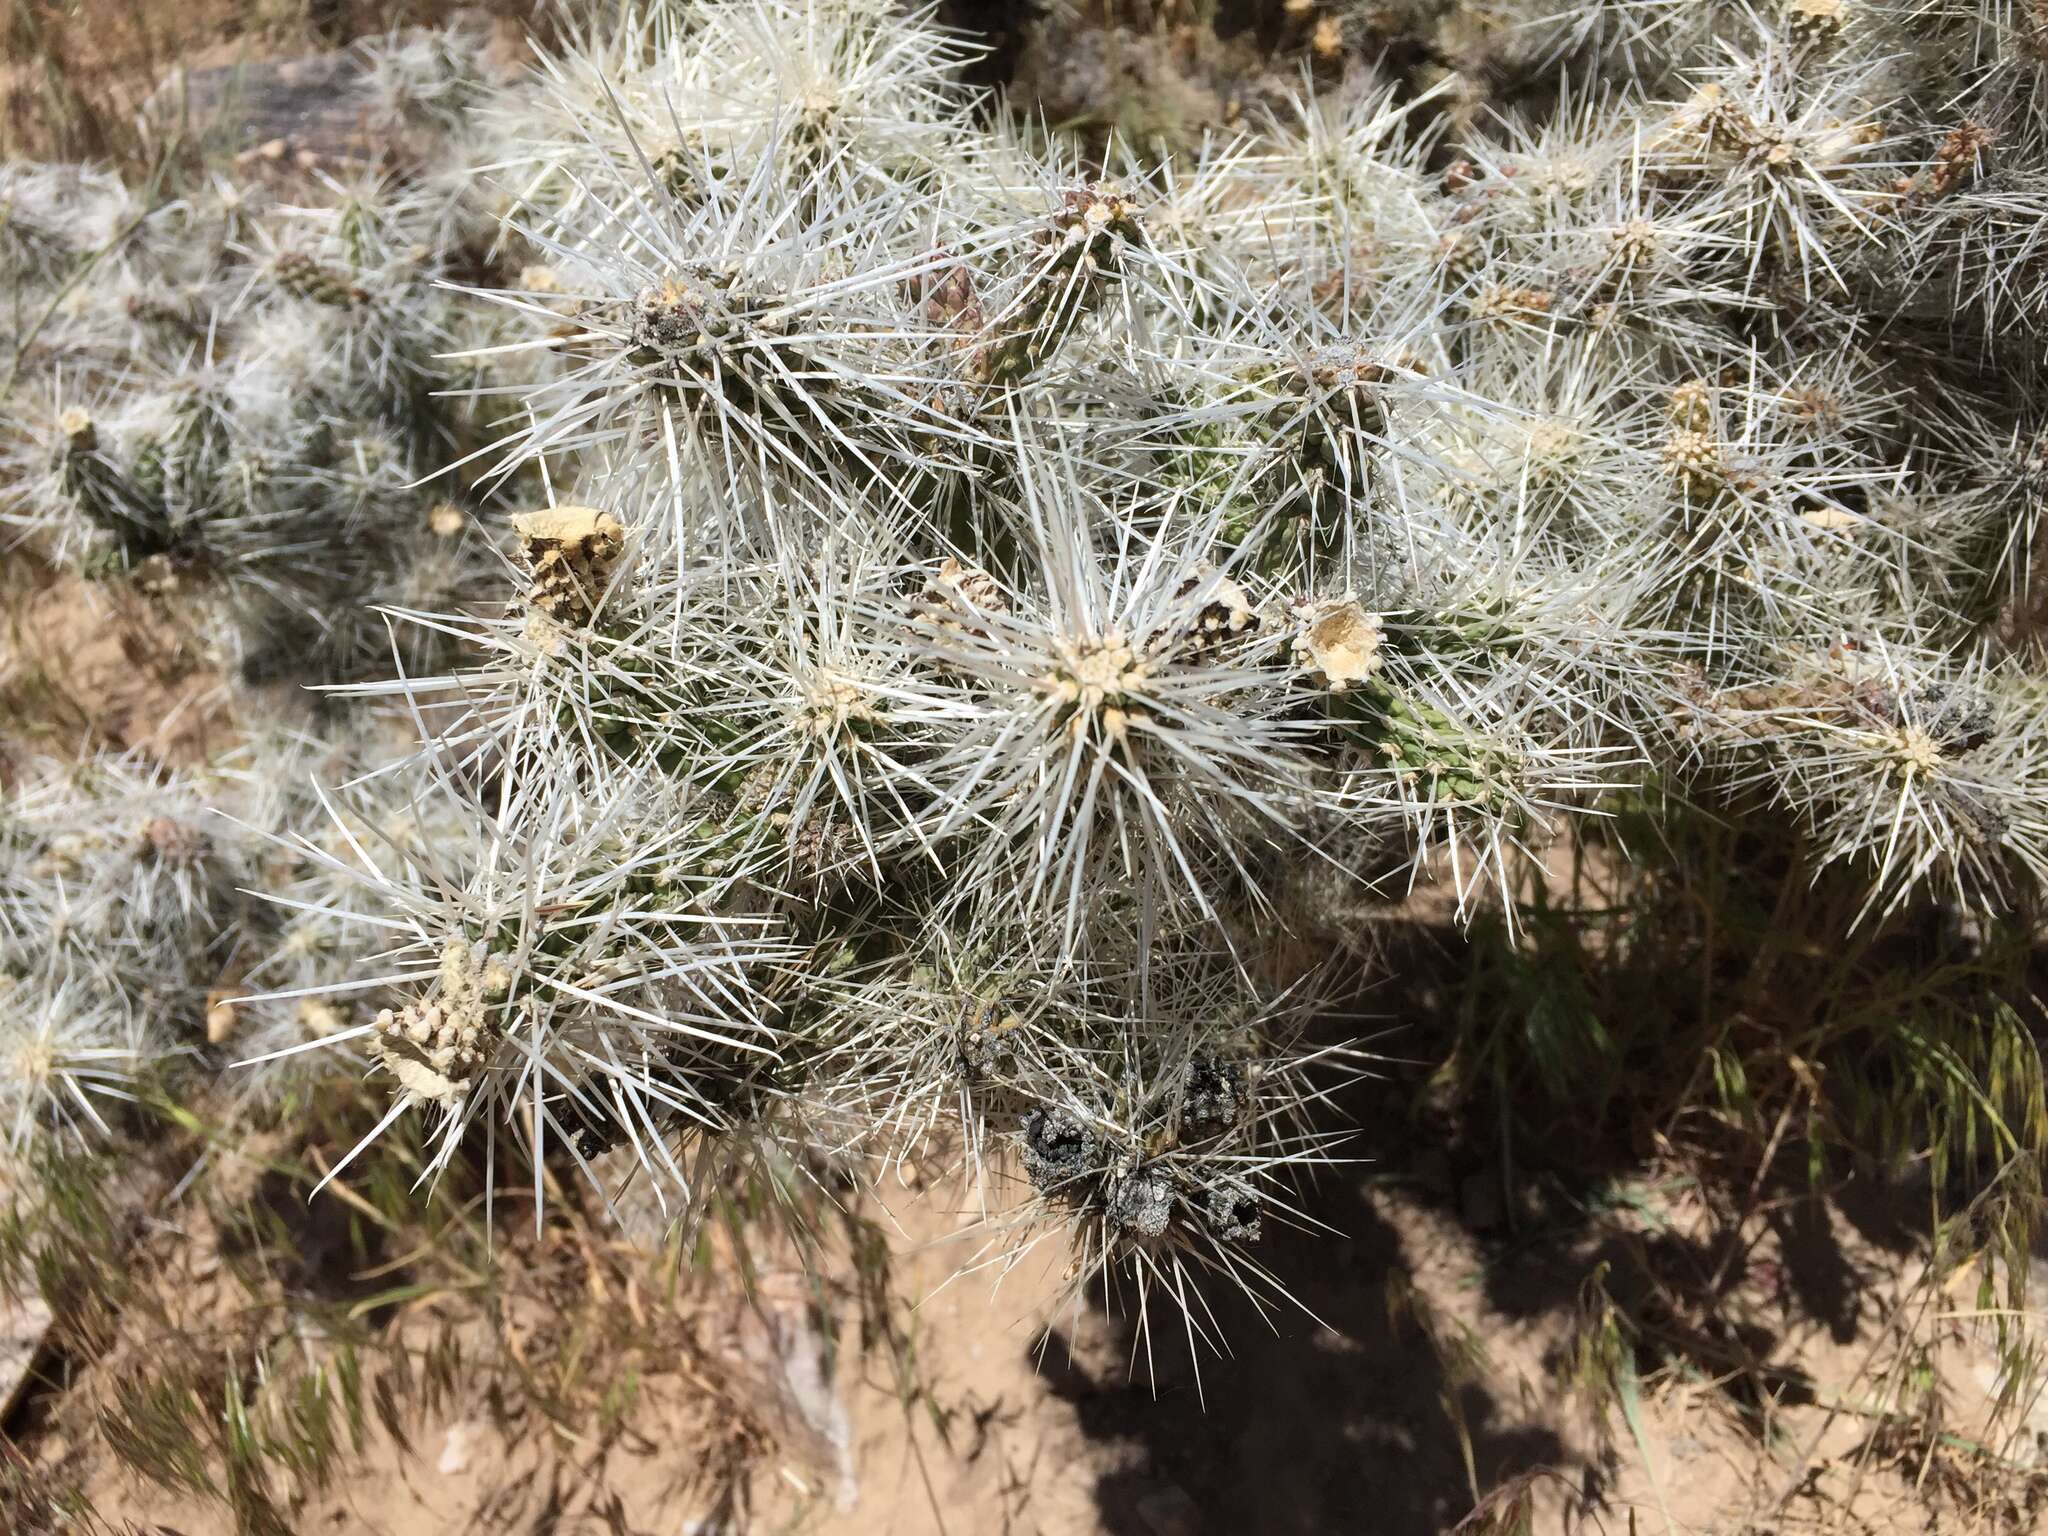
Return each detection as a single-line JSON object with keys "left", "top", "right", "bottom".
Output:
{"left": 238, "top": 758, "right": 797, "bottom": 1214}
{"left": 0, "top": 756, "right": 247, "bottom": 1020}
{"left": 0, "top": 26, "right": 520, "bottom": 687}
{"left": 0, "top": 163, "right": 133, "bottom": 292}
{"left": 213, "top": 0, "right": 2048, "bottom": 1350}
{"left": 1684, "top": 645, "right": 2048, "bottom": 917}
{"left": 0, "top": 743, "right": 377, "bottom": 1158}
{"left": 0, "top": 975, "right": 161, "bottom": 1155}
{"left": 13, "top": 0, "right": 2048, "bottom": 1367}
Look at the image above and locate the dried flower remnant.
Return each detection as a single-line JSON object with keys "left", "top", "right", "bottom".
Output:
{"left": 1784, "top": 0, "right": 1847, "bottom": 47}
{"left": 1662, "top": 429, "right": 1727, "bottom": 495}
{"left": 1171, "top": 568, "right": 1260, "bottom": 656}
{"left": 368, "top": 940, "right": 512, "bottom": 1107}
{"left": 630, "top": 272, "right": 733, "bottom": 365}
{"left": 1292, "top": 599, "right": 1384, "bottom": 691}
{"left": 512, "top": 505, "right": 625, "bottom": 626}
{"left": 1896, "top": 121, "right": 1991, "bottom": 208}
{"left": 915, "top": 558, "right": 1010, "bottom": 634}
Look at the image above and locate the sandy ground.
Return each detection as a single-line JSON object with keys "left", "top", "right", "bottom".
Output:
{"left": 33, "top": 1138, "right": 2043, "bottom": 1536}
{"left": 0, "top": 566, "right": 235, "bottom": 773}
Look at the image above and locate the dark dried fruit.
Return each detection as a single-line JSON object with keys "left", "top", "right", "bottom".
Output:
{"left": 1107, "top": 1165, "right": 1174, "bottom": 1239}
{"left": 1181, "top": 1054, "right": 1246, "bottom": 1133}
{"left": 1020, "top": 1107, "right": 1096, "bottom": 1194}
{"left": 1201, "top": 1186, "right": 1262, "bottom": 1244}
